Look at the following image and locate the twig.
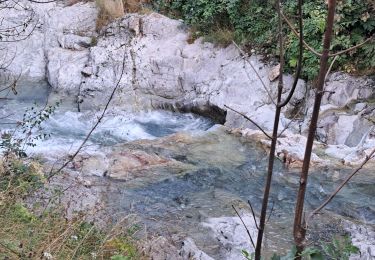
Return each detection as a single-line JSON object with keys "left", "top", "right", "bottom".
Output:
{"left": 232, "top": 40, "right": 276, "bottom": 106}
{"left": 329, "top": 35, "right": 374, "bottom": 57}
{"left": 324, "top": 55, "right": 338, "bottom": 84}
{"left": 266, "top": 200, "right": 275, "bottom": 224}
{"left": 224, "top": 105, "right": 272, "bottom": 140}
{"left": 277, "top": 73, "right": 308, "bottom": 138}
{"left": 0, "top": 241, "right": 21, "bottom": 258}
{"left": 247, "top": 200, "right": 259, "bottom": 230}
{"left": 232, "top": 205, "right": 256, "bottom": 249}
{"left": 280, "top": 11, "right": 322, "bottom": 57}
{"left": 70, "top": 225, "right": 95, "bottom": 260}
{"left": 98, "top": 214, "right": 138, "bottom": 251}
{"left": 277, "top": 104, "right": 304, "bottom": 138}
{"left": 47, "top": 48, "right": 127, "bottom": 180}
{"left": 307, "top": 147, "right": 375, "bottom": 223}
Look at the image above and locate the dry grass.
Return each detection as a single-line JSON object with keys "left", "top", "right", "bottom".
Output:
{"left": 97, "top": 0, "right": 125, "bottom": 18}
{"left": 123, "top": 0, "right": 150, "bottom": 13}
{"left": 95, "top": 0, "right": 124, "bottom": 31}
{"left": 96, "top": 8, "right": 112, "bottom": 32}
{"left": 187, "top": 26, "right": 235, "bottom": 47}
{"left": 95, "top": 0, "right": 153, "bottom": 32}
{"left": 0, "top": 206, "right": 140, "bottom": 259}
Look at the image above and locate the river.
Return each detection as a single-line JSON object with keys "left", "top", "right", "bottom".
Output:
{"left": 1, "top": 82, "right": 374, "bottom": 259}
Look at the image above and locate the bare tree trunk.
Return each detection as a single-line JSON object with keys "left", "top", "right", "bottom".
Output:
{"left": 293, "top": 0, "right": 336, "bottom": 256}
{"left": 254, "top": 0, "right": 304, "bottom": 258}
{"left": 254, "top": 85, "right": 283, "bottom": 260}
{"left": 255, "top": 0, "right": 284, "bottom": 258}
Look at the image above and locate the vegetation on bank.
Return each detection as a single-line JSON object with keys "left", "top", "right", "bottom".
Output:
{"left": 151, "top": 0, "right": 375, "bottom": 80}
{"left": 0, "top": 104, "right": 140, "bottom": 260}
{"left": 0, "top": 158, "right": 141, "bottom": 260}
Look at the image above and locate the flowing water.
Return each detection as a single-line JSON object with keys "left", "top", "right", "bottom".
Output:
{"left": 101, "top": 128, "right": 375, "bottom": 258}
{"left": 1, "top": 84, "right": 374, "bottom": 258}
{"left": 0, "top": 93, "right": 213, "bottom": 157}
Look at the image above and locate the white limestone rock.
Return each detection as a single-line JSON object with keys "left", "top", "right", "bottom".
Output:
{"left": 202, "top": 213, "right": 258, "bottom": 259}
{"left": 46, "top": 48, "right": 89, "bottom": 91}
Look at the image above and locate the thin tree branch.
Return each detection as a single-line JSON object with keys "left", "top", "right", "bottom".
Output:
{"left": 47, "top": 48, "right": 127, "bottom": 180}
{"left": 278, "top": 0, "right": 304, "bottom": 108}
{"left": 254, "top": 1, "right": 288, "bottom": 258}
{"left": 26, "top": 0, "right": 59, "bottom": 3}
{"left": 278, "top": 104, "right": 305, "bottom": 138}
{"left": 324, "top": 55, "right": 338, "bottom": 84}
{"left": 281, "top": 10, "right": 373, "bottom": 58}
{"left": 266, "top": 200, "right": 275, "bottom": 224}
{"left": 248, "top": 200, "right": 259, "bottom": 230}
{"left": 232, "top": 40, "right": 276, "bottom": 106}
{"left": 280, "top": 11, "right": 322, "bottom": 57}
{"left": 293, "top": 0, "right": 337, "bottom": 256}
{"left": 232, "top": 205, "right": 256, "bottom": 249}
{"left": 329, "top": 35, "right": 374, "bottom": 57}
{"left": 224, "top": 105, "right": 272, "bottom": 140}
{"left": 307, "top": 147, "right": 375, "bottom": 223}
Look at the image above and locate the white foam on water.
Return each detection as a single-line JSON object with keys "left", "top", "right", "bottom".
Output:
{"left": 0, "top": 103, "right": 214, "bottom": 159}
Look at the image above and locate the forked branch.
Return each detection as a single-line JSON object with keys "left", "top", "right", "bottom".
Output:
{"left": 281, "top": 10, "right": 374, "bottom": 58}
{"left": 329, "top": 35, "right": 374, "bottom": 57}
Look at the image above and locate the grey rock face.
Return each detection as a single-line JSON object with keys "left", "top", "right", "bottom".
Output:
{"left": 322, "top": 72, "right": 374, "bottom": 107}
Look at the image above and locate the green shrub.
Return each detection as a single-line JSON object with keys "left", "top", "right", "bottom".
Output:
{"left": 284, "top": 0, "right": 375, "bottom": 79}
{"left": 0, "top": 104, "right": 140, "bottom": 259}
{"left": 154, "top": 0, "right": 375, "bottom": 80}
